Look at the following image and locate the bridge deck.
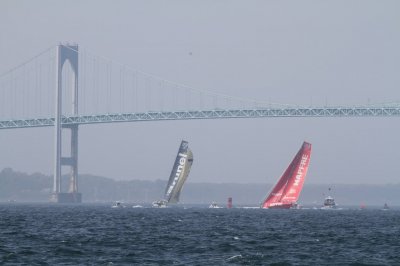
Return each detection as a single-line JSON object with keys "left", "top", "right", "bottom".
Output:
{"left": 1, "top": 107, "right": 400, "bottom": 129}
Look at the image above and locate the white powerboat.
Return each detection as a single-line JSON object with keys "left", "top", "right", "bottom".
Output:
{"left": 111, "top": 201, "right": 125, "bottom": 208}
{"left": 209, "top": 202, "right": 222, "bottom": 209}
{"left": 321, "top": 196, "right": 337, "bottom": 209}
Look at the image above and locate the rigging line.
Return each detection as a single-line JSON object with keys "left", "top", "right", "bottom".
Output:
{"left": 92, "top": 56, "right": 96, "bottom": 113}
{"left": 0, "top": 80, "right": 3, "bottom": 116}
{"left": 134, "top": 74, "right": 137, "bottom": 112}
{"left": 0, "top": 80, "right": 4, "bottom": 116}
{"left": 38, "top": 63, "right": 42, "bottom": 116}
{"left": 95, "top": 57, "right": 99, "bottom": 114}
{"left": 172, "top": 85, "right": 177, "bottom": 110}
{"left": 63, "top": 46, "right": 312, "bottom": 109}
{"left": 63, "top": 45, "right": 287, "bottom": 108}
{"left": 0, "top": 45, "right": 56, "bottom": 79}
{"left": 62, "top": 61, "right": 66, "bottom": 115}
{"left": 108, "top": 61, "right": 112, "bottom": 113}
{"left": 12, "top": 71, "right": 16, "bottom": 118}
{"left": 106, "top": 61, "right": 110, "bottom": 113}
{"left": 82, "top": 49, "right": 87, "bottom": 114}
{"left": 52, "top": 56, "right": 56, "bottom": 115}
{"left": 62, "top": 45, "right": 400, "bottom": 109}
{"left": 134, "top": 72, "right": 138, "bottom": 112}
{"left": 35, "top": 60, "right": 38, "bottom": 117}
{"left": 21, "top": 65, "right": 25, "bottom": 117}
{"left": 119, "top": 66, "right": 122, "bottom": 112}
{"left": 67, "top": 62, "right": 71, "bottom": 114}
{"left": 43, "top": 55, "right": 50, "bottom": 115}
{"left": 121, "top": 66, "right": 125, "bottom": 112}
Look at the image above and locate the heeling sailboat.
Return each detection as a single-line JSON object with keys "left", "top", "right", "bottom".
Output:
{"left": 261, "top": 141, "right": 312, "bottom": 209}
{"left": 153, "top": 140, "right": 193, "bottom": 207}
{"left": 165, "top": 140, "right": 193, "bottom": 203}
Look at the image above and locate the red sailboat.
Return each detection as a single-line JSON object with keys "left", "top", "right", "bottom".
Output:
{"left": 261, "top": 142, "right": 312, "bottom": 209}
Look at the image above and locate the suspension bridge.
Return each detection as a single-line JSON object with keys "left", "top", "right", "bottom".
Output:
{"left": 1, "top": 43, "right": 399, "bottom": 203}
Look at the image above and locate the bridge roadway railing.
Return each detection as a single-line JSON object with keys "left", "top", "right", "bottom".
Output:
{"left": 1, "top": 106, "right": 400, "bottom": 129}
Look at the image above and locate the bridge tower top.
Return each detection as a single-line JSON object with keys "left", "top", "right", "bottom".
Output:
{"left": 57, "top": 43, "right": 79, "bottom": 114}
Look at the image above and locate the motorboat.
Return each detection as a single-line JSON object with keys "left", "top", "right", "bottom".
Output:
{"left": 209, "top": 202, "right": 222, "bottom": 208}
{"left": 290, "top": 202, "right": 301, "bottom": 209}
{"left": 321, "top": 196, "right": 336, "bottom": 209}
{"left": 111, "top": 201, "right": 125, "bottom": 208}
{"left": 382, "top": 203, "right": 389, "bottom": 210}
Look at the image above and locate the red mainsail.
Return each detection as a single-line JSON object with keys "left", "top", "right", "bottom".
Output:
{"left": 261, "top": 142, "right": 312, "bottom": 209}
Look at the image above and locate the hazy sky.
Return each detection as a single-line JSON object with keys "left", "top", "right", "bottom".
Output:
{"left": 1, "top": 0, "right": 400, "bottom": 185}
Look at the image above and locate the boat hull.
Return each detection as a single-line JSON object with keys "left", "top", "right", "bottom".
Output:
{"left": 267, "top": 205, "right": 292, "bottom": 209}
{"left": 265, "top": 203, "right": 297, "bottom": 209}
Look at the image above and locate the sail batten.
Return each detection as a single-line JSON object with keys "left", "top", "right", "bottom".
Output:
{"left": 262, "top": 141, "right": 312, "bottom": 209}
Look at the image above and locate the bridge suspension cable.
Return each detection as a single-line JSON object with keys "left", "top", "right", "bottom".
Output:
{"left": 0, "top": 45, "right": 56, "bottom": 120}
{"left": 1, "top": 44, "right": 400, "bottom": 124}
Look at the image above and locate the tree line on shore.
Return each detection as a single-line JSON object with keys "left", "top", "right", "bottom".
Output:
{"left": 1, "top": 168, "right": 399, "bottom": 206}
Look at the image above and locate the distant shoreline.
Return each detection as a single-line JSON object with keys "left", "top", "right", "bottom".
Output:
{"left": 1, "top": 168, "right": 399, "bottom": 205}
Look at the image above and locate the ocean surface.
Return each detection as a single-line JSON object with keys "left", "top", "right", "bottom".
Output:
{"left": 1, "top": 204, "right": 399, "bottom": 265}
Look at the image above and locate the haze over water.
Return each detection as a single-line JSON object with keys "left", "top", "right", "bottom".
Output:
{"left": 1, "top": 1, "right": 400, "bottom": 185}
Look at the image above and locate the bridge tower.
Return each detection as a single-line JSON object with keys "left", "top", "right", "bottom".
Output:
{"left": 50, "top": 44, "right": 81, "bottom": 203}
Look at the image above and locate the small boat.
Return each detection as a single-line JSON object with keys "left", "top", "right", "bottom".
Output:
{"left": 321, "top": 196, "right": 336, "bottom": 209}
{"left": 290, "top": 202, "right": 301, "bottom": 209}
{"left": 111, "top": 201, "right": 125, "bottom": 208}
{"left": 132, "top": 205, "right": 143, "bottom": 208}
{"left": 209, "top": 202, "right": 222, "bottom": 209}
{"left": 261, "top": 142, "right": 312, "bottom": 209}
{"left": 152, "top": 199, "right": 168, "bottom": 208}
{"left": 382, "top": 203, "right": 389, "bottom": 210}
{"left": 153, "top": 140, "right": 194, "bottom": 208}
{"left": 320, "top": 188, "right": 338, "bottom": 209}
{"left": 227, "top": 197, "right": 233, "bottom": 209}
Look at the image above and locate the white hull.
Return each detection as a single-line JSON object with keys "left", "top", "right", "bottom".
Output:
{"left": 152, "top": 200, "right": 168, "bottom": 208}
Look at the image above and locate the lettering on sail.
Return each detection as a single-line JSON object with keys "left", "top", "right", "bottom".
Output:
{"left": 166, "top": 153, "right": 187, "bottom": 196}
{"left": 293, "top": 154, "right": 308, "bottom": 186}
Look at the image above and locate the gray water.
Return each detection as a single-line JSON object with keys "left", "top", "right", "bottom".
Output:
{"left": 1, "top": 204, "right": 399, "bottom": 265}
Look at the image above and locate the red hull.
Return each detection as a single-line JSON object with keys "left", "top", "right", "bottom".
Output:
{"left": 261, "top": 142, "right": 312, "bottom": 209}
{"left": 267, "top": 204, "right": 294, "bottom": 209}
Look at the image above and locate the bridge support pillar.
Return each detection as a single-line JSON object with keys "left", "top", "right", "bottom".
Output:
{"left": 50, "top": 43, "right": 81, "bottom": 203}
